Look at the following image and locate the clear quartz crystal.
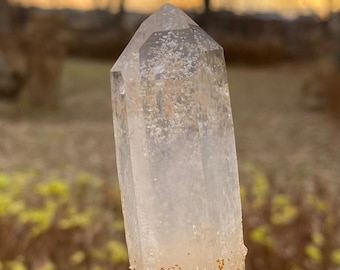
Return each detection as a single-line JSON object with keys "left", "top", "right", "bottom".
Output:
{"left": 111, "top": 4, "right": 246, "bottom": 270}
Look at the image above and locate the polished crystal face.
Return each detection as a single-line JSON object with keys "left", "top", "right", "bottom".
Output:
{"left": 111, "top": 4, "right": 246, "bottom": 270}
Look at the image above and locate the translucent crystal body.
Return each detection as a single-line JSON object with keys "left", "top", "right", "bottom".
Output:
{"left": 111, "top": 4, "right": 246, "bottom": 270}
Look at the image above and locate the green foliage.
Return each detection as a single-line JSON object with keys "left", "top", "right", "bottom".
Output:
{"left": 305, "top": 244, "right": 322, "bottom": 264}
{"left": 306, "top": 194, "right": 328, "bottom": 212}
{"left": 270, "top": 194, "right": 298, "bottom": 225}
{"left": 242, "top": 165, "right": 340, "bottom": 270}
{"left": 2, "top": 165, "right": 339, "bottom": 270}
{"left": 58, "top": 208, "right": 92, "bottom": 229}
{"left": 250, "top": 225, "right": 273, "bottom": 248}
{"left": 0, "top": 173, "right": 10, "bottom": 189}
{"left": 250, "top": 167, "right": 269, "bottom": 209}
{"left": 18, "top": 203, "right": 56, "bottom": 237}
{"left": 330, "top": 249, "right": 340, "bottom": 265}
{"left": 311, "top": 232, "right": 325, "bottom": 247}
{"left": 36, "top": 180, "right": 69, "bottom": 200}
{"left": 0, "top": 170, "right": 127, "bottom": 270}
{"left": 4, "top": 261, "right": 27, "bottom": 270}
{"left": 69, "top": 251, "right": 86, "bottom": 265}
{"left": 105, "top": 241, "right": 128, "bottom": 263}
{"left": 40, "top": 262, "right": 55, "bottom": 270}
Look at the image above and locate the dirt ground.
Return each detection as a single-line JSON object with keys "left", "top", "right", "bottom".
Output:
{"left": 0, "top": 58, "right": 339, "bottom": 193}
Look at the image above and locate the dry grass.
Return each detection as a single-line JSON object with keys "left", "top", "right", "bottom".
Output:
{"left": 1, "top": 58, "right": 339, "bottom": 183}
{"left": 1, "top": 58, "right": 340, "bottom": 269}
{"left": 0, "top": 58, "right": 116, "bottom": 180}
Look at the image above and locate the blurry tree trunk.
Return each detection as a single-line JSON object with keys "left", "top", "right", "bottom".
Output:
{"left": 118, "top": 0, "right": 125, "bottom": 14}
{"left": 104, "top": 0, "right": 125, "bottom": 14}
{"left": 0, "top": 0, "right": 27, "bottom": 102}
{"left": 204, "top": 0, "right": 211, "bottom": 13}
{"left": 19, "top": 13, "right": 68, "bottom": 110}
{"left": 199, "top": 0, "right": 212, "bottom": 28}
{"left": 0, "top": 0, "right": 10, "bottom": 38}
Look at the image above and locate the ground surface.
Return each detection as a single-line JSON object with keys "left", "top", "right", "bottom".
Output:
{"left": 0, "top": 58, "right": 339, "bottom": 193}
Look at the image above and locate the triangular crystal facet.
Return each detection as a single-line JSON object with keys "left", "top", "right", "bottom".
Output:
{"left": 111, "top": 3, "right": 220, "bottom": 83}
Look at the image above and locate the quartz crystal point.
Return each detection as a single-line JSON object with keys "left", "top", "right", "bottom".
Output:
{"left": 111, "top": 4, "right": 246, "bottom": 270}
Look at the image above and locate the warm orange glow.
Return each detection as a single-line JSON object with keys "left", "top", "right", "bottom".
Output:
{"left": 211, "top": 0, "right": 340, "bottom": 17}
{"left": 9, "top": 0, "right": 340, "bottom": 16}
{"left": 10, "top": 0, "right": 204, "bottom": 12}
{"left": 10, "top": 0, "right": 101, "bottom": 10}
{"left": 125, "top": 0, "right": 203, "bottom": 13}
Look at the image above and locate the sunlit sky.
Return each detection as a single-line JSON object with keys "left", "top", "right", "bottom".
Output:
{"left": 10, "top": 0, "right": 340, "bottom": 17}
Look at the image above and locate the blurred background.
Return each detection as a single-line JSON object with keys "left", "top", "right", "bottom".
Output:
{"left": 1, "top": 0, "right": 340, "bottom": 269}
